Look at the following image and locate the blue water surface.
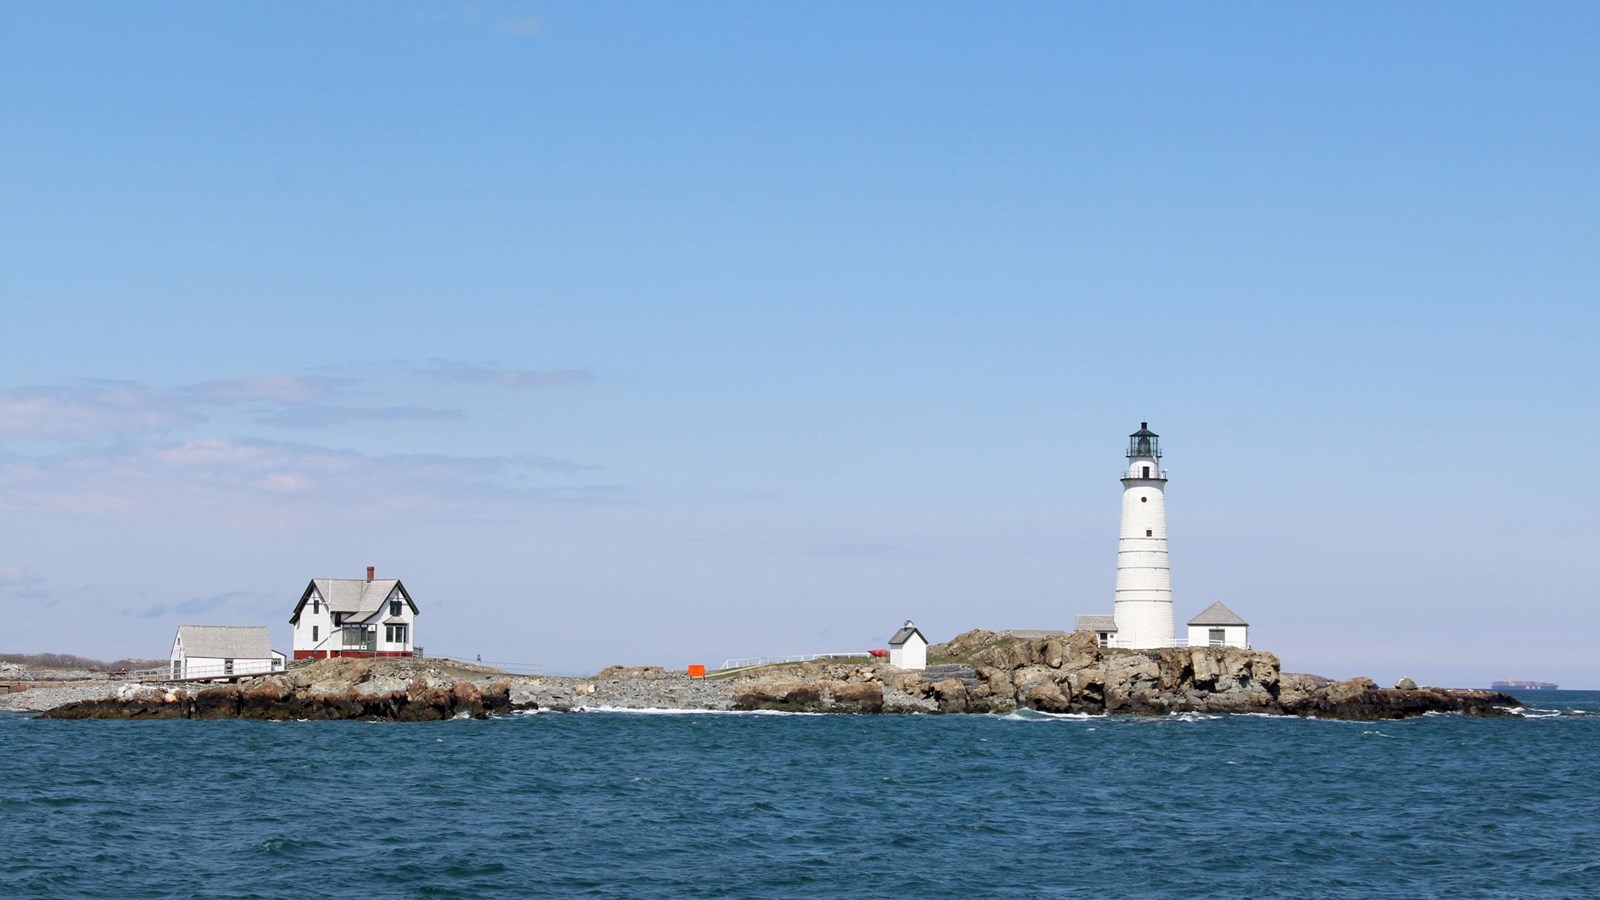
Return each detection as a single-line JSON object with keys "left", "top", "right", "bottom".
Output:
{"left": 1, "top": 691, "right": 1596, "bottom": 898}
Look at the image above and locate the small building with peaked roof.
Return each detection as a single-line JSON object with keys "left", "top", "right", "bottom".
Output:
{"left": 887, "top": 620, "right": 928, "bottom": 671}
{"left": 290, "top": 565, "right": 419, "bottom": 660}
{"left": 169, "top": 625, "right": 285, "bottom": 680}
{"left": 1187, "top": 602, "right": 1248, "bottom": 649}
{"left": 1074, "top": 615, "right": 1119, "bottom": 648}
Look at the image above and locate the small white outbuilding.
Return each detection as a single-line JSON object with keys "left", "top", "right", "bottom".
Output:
{"left": 1187, "top": 602, "right": 1249, "bottom": 649}
{"left": 887, "top": 620, "right": 928, "bottom": 671}
{"left": 169, "top": 625, "right": 285, "bottom": 680}
{"left": 1074, "top": 615, "right": 1119, "bottom": 648}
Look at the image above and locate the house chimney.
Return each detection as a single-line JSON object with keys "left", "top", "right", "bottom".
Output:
{"left": 366, "top": 566, "right": 375, "bottom": 582}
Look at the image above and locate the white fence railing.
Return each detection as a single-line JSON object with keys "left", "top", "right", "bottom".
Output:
{"left": 1103, "top": 639, "right": 1251, "bottom": 650}
{"left": 1121, "top": 469, "right": 1169, "bottom": 480}
{"left": 717, "top": 652, "right": 870, "bottom": 671}
{"left": 156, "top": 660, "right": 285, "bottom": 681}
{"left": 427, "top": 656, "right": 542, "bottom": 676}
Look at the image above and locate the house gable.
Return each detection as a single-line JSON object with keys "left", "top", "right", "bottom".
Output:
{"left": 1187, "top": 602, "right": 1248, "bottom": 627}
{"left": 887, "top": 624, "right": 927, "bottom": 647}
{"left": 291, "top": 577, "right": 417, "bottom": 625}
{"left": 174, "top": 625, "right": 274, "bottom": 660}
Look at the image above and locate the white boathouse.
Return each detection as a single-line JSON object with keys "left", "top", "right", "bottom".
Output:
{"left": 169, "top": 625, "right": 285, "bottom": 680}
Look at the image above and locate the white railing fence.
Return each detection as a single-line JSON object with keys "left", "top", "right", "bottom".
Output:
{"left": 428, "top": 656, "right": 543, "bottom": 676}
{"left": 717, "top": 652, "right": 871, "bottom": 671}
{"left": 153, "top": 660, "right": 286, "bottom": 681}
{"left": 1103, "top": 638, "right": 1251, "bottom": 650}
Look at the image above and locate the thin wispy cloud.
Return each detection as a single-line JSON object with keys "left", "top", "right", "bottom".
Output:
{"left": 496, "top": 15, "right": 542, "bottom": 37}
{"left": 0, "top": 438, "right": 618, "bottom": 526}
{"left": 0, "top": 381, "right": 204, "bottom": 441}
{"left": 188, "top": 375, "right": 345, "bottom": 405}
{"left": 133, "top": 591, "right": 254, "bottom": 620}
{"left": 509, "top": 452, "right": 599, "bottom": 475}
{"left": 254, "top": 405, "right": 468, "bottom": 428}
{"left": 422, "top": 359, "right": 594, "bottom": 390}
{"left": 0, "top": 566, "right": 53, "bottom": 604}
{"left": 0, "top": 565, "right": 36, "bottom": 586}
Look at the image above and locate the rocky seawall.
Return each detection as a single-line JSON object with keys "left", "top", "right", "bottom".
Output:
{"left": 36, "top": 632, "right": 1521, "bottom": 721}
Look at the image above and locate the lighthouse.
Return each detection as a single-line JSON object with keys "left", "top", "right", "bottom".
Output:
{"left": 1112, "top": 422, "right": 1175, "bottom": 648}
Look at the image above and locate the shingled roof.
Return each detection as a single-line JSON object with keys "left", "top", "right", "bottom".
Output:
{"left": 888, "top": 621, "right": 926, "bottom": 646}
{"left": 313, "top": 578, "right": 402, "bottom": 617}
{"left": 1188, "top": 602, "right": 1248, "bottom": 627}
{"left": 290, "top": 576, "right": 417, "bottom": 624}
{"left": 176, "top": 625, "right": 274, "bottom": 660}
{"left": 1074, "top": 615, "right": 1118, "bottom": 633}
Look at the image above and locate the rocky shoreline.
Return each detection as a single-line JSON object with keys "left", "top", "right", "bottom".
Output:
{"left": 24, "top": 629, "right": 1522, "bottom": 722}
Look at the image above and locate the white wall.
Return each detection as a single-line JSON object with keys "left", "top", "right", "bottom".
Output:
{"left": 1114, "top": 471, "right": 1175, "bottom": 648}
{"left": 1187, "top": 624, "right": 1249, "bottom": 649}
{"left": 889, "top": 636, "right": 927, "bottom": 670}
{"left": 292, "top": 588, "right": 335, "bottom": 655}
{"left": 378, "top": 586, "right": 416, "bottom": 653}
{"left": 294, "top": 586, "right": 417, "bottom": 656}
{"left": 172, "top": 655, "right": 280, "bottom": 679}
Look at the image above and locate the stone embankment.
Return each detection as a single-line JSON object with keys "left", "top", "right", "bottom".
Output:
{"left": 32, "top": 632, "right": 1521, "bottom": 721}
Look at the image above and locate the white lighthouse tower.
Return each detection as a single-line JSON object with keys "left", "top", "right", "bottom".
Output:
{"left": 1112, "top": 422, "right": 1175, "bottom": 648}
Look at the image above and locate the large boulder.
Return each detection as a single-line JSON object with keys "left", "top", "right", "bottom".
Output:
{"left": 1102, "top": 655, "right": 1161, "bottom": 712}
{"left": 928, "top": 678, "right": 969, "bottom": 713}
{"left": 828, "top": 681, "right": 884, "bottom": 713}
{"left": 1009, "top": 665, "right": 1057, "bottom": 699}
{"left": 733, "top": 677, "right": 823, "bottom": 712}
{"left": 1024, "top": 680, "right": 1072, "bottom": 713}
{"left": 1324, "top": 676, "right": 1379, "bottom": 706}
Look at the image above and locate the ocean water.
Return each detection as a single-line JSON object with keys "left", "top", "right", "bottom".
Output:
{"left": 1, "top": 692, "right": 1596, "bottom": 898}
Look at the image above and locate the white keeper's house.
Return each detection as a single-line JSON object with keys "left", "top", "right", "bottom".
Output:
{"left": 290, "top": 566, "right": 419, "bottom": 660}
{"left": 169, "top": 625, "right": 285, "bottom": 680}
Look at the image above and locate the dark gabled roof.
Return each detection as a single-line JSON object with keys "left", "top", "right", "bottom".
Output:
{"left": 888, "top": 621, "right": 927, "bottom": 646}
{"left": 1188, "top": 602, "right": 1248, "bottom": 627}
{"left": 290, "top": 578, "right": 417, "bottom": 624}
{"left": 1130, "top": 421, "right": 1158, "bottom": 438}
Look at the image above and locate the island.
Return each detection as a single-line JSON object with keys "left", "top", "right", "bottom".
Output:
{"left": 19, "top": 629, "right": 1518, "bottom": 722}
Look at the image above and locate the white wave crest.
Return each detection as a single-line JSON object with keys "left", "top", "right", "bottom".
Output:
{"left": 999, "top": 709, "right": 1105, "bottom": 722}
{"left": 514, "top": 705, "right": 825, "bottom": 717}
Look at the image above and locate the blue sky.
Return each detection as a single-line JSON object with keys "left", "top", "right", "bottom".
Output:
{"left": 2, "top": 3, "right": 1596, "bottom": 685}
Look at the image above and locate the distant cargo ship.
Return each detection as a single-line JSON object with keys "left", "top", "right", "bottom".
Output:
{"left": 1491, "top": 680, "right": 1559, "bottom": 691}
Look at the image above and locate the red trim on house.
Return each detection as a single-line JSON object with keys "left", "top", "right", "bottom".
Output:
{"left": 292, "top": 650, "right": 415, "bottom": 660}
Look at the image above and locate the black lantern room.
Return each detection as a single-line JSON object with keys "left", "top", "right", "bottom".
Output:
{"left": 1127, "top": 422, "right": 1161, "bottom": 459}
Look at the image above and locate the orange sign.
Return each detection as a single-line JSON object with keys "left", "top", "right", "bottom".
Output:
{"left": 687, "top": 664, "right": 707, "bottom": 678}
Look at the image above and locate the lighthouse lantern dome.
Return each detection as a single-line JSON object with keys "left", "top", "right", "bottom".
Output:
{"left": 1127, "top": 422, "right": 1161, "bottom": 460}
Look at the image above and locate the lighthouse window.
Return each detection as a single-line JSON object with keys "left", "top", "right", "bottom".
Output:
{"left": 1140, "top": 497, "right": 1147, "bottom": 503}
{"left": 1146, "top": 529, "right": 1153, "bottom": 537}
